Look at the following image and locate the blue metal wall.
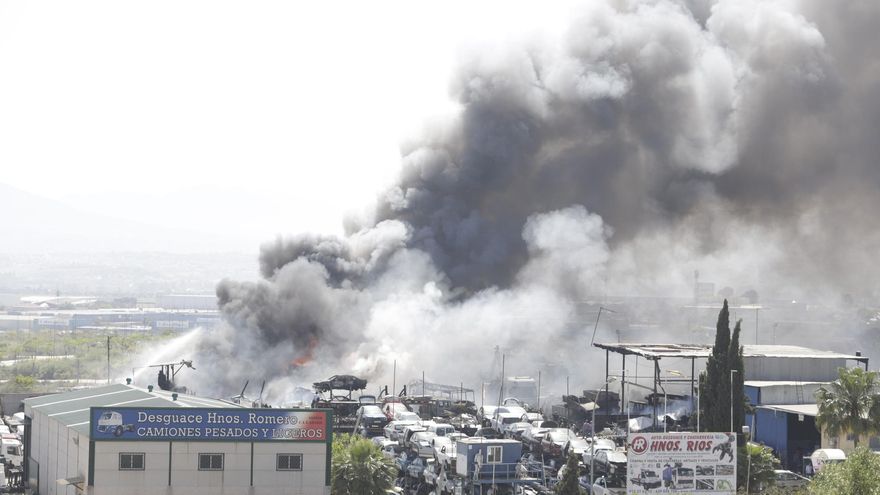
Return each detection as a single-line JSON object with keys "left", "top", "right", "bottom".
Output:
{"left": 754, "top": 409, "right": 789, "bottom": 462}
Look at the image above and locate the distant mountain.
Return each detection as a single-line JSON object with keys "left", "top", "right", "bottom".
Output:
{"left": 0, "top": 182, "right": 254, "bottom": 254}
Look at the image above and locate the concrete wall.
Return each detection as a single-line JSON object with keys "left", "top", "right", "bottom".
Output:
{"left": 1, "top": 393, "right": 48, "bottom": 416}
{"left": 821, "top": 430, "right": 880, "bottom": 452}
{"left": 89, "top": 441, "right": 328, "bottom": 495}
{"left": 745, "top": 358, "right": 845, "bottom": 382}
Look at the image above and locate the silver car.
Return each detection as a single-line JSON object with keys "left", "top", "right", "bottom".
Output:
{"left": 773, "top": 470, "right": 810, "bottom": 489}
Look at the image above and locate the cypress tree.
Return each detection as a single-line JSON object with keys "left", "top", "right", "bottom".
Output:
{"left": 555, "top": 452, "right": 582, "bottom": 495}
{"left": 700, "top": 300, "right": 731, "bottom": 432}
{"left": 728, "top": 319, "right": 745, "bottom": 435}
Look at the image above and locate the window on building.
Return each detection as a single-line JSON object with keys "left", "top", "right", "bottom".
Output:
{"left": 870, "top": 436, "right": 880, "bottom": 450}
{"left": 119, "top": 453, "right": 145, "bottom": 471}
{"left": 487, "top": 446, "right": 502, "bottom": 464}
{"left": 198, "top": 453, "right": 224, "bottom": 471}
{"left": 277, "top": 454, "right": 303, "bottom": 471}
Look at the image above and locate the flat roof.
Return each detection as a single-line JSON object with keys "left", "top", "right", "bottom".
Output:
{"left": 593, "top": 343, "right": 867, "bottom": 362}
{"left": 756, "top": 404, "right": 818, "bottom": 417}
{"left": 24, "top": 383, "right": 242, "bottom": 436}
{"left": 744, "top": 381, "right": 827, "bottom": 388}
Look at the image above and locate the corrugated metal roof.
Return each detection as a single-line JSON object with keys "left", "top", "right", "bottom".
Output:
{"left": 756, "top": 404, "right": 818, "bottom": 417}
{"left": 593, "top": 343, "right": 866, "bottom": 361}
{"left": 24, "top": 384, "right": 242, "bottom": 436}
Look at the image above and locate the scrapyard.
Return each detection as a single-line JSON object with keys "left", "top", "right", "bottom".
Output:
{"left": 311, "top": 318, "right": 870, "bottom": 495}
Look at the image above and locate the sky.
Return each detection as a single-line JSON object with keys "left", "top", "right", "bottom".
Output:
{"left": 0, "top": 1, "right": 573, "bottom": 249}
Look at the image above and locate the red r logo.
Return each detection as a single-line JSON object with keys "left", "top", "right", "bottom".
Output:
{"left": 631, "top": 436, "right": 648, "bottom": 454}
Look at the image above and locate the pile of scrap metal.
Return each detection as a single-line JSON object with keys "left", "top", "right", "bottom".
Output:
{"left": 553, "top": 390, "right": 620, "bottom": 428}
{"left": 311, "top": 374, "right": 369, "bottom": 433}
{"left": 313, "top": 375, "right": 367, "bottom": 396}
{"left": 398, "top": 381, "right": 478, "bottom": 420}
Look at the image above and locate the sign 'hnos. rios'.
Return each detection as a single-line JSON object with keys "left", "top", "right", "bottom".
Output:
{"left": 627, "top": 432, "right": 737, "bottom": 494}
{"left": 90, "top": 407, "right": 330, "bottom": 442}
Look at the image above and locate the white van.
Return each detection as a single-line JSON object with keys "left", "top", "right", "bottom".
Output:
{"left": 810, "top": 448, "right": 846, "bottom": 474}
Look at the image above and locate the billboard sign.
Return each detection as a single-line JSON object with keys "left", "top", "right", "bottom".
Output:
{"left": 627, "top": 432, "right": 736, "bottom": 494}
{"left": 90, "top": 407, "right": 329, "bottom": 442}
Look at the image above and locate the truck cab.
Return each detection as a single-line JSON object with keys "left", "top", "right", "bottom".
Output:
{"left": 0, "top": 436, "right": 22, "bottom": 467}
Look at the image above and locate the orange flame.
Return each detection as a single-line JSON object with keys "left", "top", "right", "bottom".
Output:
{"left": 291, "top": 337, "right": 318, "bottom": 367}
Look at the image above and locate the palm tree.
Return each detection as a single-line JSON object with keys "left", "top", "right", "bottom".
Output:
{"left": 815, "top": 367, "right": 880, "bottom": 448}
{"left": 332, "top": 434, "right": 398, "bottom": 495}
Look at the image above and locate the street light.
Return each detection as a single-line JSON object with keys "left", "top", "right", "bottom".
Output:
{"left": 589, "top": 307, "right": 617, "bottom": 347}
{"left": 696, "top": 371, "right": 706, "bottom": 432}
{"left": 730, "top": 369, "right": 738, "bottom": 433}
{"left": 590, "top": 376, "right": 617, "bottom": 490}
{"left": 658, "top": 370, "right": 682, "bottom": 433}
{"left": 657, "top": 380, "right": 668, "bottom": 433}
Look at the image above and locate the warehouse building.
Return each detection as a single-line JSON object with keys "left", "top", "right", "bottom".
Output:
{"left": 23, "top": 383, "right": 331, "bottom": 495}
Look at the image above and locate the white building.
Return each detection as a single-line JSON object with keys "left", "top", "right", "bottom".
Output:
{"left": 24, "top": 384, "right": 331, "bottom": 495}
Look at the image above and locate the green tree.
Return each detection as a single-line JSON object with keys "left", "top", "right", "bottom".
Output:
{"left": 10, "top": 375, "right": 36, "bottom": 392}
{"left": 332, "top": 434, "right": 397, "bottom": 495}
{"left": 699, "top": 300, "right": 745, "bottom": 434}
{"left": 728, "top": 320, "right": 746, "bottom": 435}
{"left": 556, "top": 452, "right": 583, "bottom": 495}
{"left": 737, "top": 442, "right": 781, "bottom": 492}
{"left": 815, "top": 367, "right": 880, "bottom": 448}
{"left": 809, "top": 447, "right": 880, "bottom": 495}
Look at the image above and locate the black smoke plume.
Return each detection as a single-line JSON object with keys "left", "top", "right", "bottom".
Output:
{"left": 191, "top": 0, "right": 880, "bottom": 401}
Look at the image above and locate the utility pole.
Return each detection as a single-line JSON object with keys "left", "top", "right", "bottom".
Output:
{"left": 730, "top": 369, "right": 738, "bottom": 433}
{"left": 106, "top": 336, "right": 111, "bottom": 384}
{"left": 537, "top": 371, "right": 541, "bottom": 411}
{"left": 755, "top": 306, "right": 759, "bottom": 345}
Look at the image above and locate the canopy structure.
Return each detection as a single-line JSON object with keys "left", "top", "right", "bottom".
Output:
{"left": 593, "top": 342, "right": 868, "bottom": 430}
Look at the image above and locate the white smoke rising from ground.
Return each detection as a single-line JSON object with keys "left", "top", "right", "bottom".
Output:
{"left": 148, "top": 0, "right": 880, "bottom": 402}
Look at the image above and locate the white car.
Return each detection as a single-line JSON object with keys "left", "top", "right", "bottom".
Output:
{"left": 525, "top": 412, "right": 544, "bottom": 423}
{"left": 496, "top": 405, "right": 528, "bottom": 419}
{"left": 582, "top": 438, "right": 616, "bottom": 466}
{"left": 492, "top": 413, "right": 523, "bottom": 434}
{"left": 563, "top": 437, "right": 590, "bottom": 458}
{"left": 426, "top": 423, "right": 456, "bottom": 437}
{"left": 394, "top": 411, "right": 421, "bottom": 422}
{"left": 521, "top": 425, "right": 551, "bottom": 449}
{"left": 505, "top": 421, "right": 531, "bottom": 439}
{"left": 401, "top": 425, "right": 428, "bottom": 448}
{"left": 406, "top": 457, "right": 433, "bottom": 478}
{"left": 592, "top": 476, "right": 626, "bottom": 495}
{"left": 384, "top": 420, "right": 418, "bottom": 441}
{"left": 383, "top": 402, "right": 410, "bottom": 420}
{"left": 478, "top": 406, "right": 498, "bottom": 425}
{"left": 381, "top": 442, "right": 401, "bottom": 460}
{"left": 410, "top": 431, "right": 437, "bottom": 457}
{"left": 431, "top": 436, "right": 459, "bottom": 468}
{"left": 593, "top": 449, "right": 627, "bottom": 478}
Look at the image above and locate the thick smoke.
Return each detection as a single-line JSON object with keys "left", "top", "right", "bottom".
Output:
{"left": 182, "top": 0, "right": 880, "bottom": 402}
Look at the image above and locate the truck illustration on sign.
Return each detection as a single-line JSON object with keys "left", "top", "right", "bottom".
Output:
{"left": 97, "top": 411, "right": 134, "bottom": 436}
